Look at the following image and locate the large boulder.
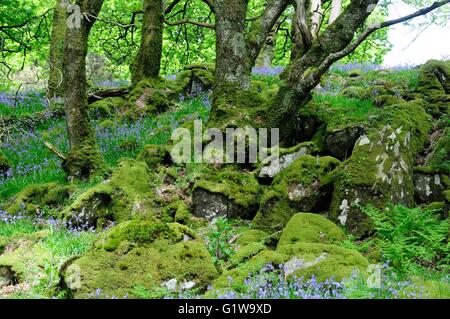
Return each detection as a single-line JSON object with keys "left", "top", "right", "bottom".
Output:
{"left": 276, "top": 213, "right": 346, "bottom": 248}
{"left": 257, "top": 142, "right": 318, "bottom": 181}
{"left": 61, "top": 220, "right": 218, "bottom": 298}
{"left": 206, "top": 214, "right": 368, "bottom": 297}
{"left": 330, "top": 100, "right": 432, "bottom": 236}
{"left": 3, "top": 182, "right": 75, "bottom": 215}
{"left": 62, "top": 159, "right": 155, "bottom": 228}
{"left": 192, "top": 169, "right": 260, "bottom": 219}
{"left": 253, "top": 155, "right": 341, "bottom": 231}
{"left": 324, "top": 125, "right": 365, "bottom": 160}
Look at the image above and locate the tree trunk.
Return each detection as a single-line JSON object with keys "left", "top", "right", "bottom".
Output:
{"left": 267, "top": 0, "right": 379, "bottom": 143}
{"left": 47, "top": 0, "right": 68, "bottom": 100}
{"left": 214, "top": 0, "right": 252, "bottom": 94}
{"left": 62, "top": 0, "right": 105, "bottom": 181}
{"left": 131, "top": 0, "right": 164, "bottom": 86}
{"left": 256, "top": 31, "right": 277, "bottom": 68}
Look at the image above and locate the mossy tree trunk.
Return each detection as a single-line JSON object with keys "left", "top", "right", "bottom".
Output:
{"left": 211, "top": 0, "right": 291, "bottom": 125}
{"left": 63, "top": 0, "right": 106, "bottom": 181}
{"left": 47, "top": 0, "right": 68, "bottom": 100}
{"left": 131, "top": 0, "right": 164, "bottom": 86}
{"left": 267, "top": 0, "right": 379, "bottom": 144}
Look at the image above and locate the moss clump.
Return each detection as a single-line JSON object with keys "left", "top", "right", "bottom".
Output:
{"left": 62, "top": 140, "right": 106, "bottom": 181}
{"left": 207, "top": 242, "right": 368, "bottom": 296}
{"left": 174, "top": 201, "right": 192, "bottom": 225}
{"left": 209, "top": 83, "right": 268, "bottom": 130}
{"left": 416, "top": 60, "right": 450, "bottom": 97}
{"left": 330, "top": 100, "right": 432, "bottom": 236}
{"left": 3, "top": 183, "right": 75, "bottom": 215}
{"left": 230, "top": 242, "right": 266, "bottom": 266}
{"left": 175, "top": 64, "right": 215, "bottom": 95}
{"left": 276, "top": 242, "right": 369, "bottom": 281}
{"left": 426, "top": 128, "right": 450, "bottom": 174}
{"left": 277, "top": 213, "right": 346, "bottom": 248}
{"left": 0, "top": 154, "right": 10, "bottom": 178}
{"left": 63, "top": 159, "right": 155, "bottom": 227}
{"left": 88, "top": 97, "right": 126, "bottom": 119}
{"left": 63, "top": 221, "right": 217, "bottom": 298}
{"left": 236, "top": 229, "right": 270, "bottom": 247}
{"left": 253, "top": 156, "right": 341, "bottom": 231}
{"left": 99, "top": 119, "right": 115, "bottom": 129}
{"left": 136, "top": 144, "right": 168, "bottom": 168}
{"left": 193, "top": 169, "right": 261, "bottom": 219}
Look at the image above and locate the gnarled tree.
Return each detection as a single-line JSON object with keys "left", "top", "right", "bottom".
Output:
{"left": 62, "top": 0, "right": 105, "bottom": 181}
{"left": 266, "top": 0, "right": 450, "bottom": 144}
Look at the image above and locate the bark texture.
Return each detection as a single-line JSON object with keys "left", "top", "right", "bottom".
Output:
{"left": 131, "top": 0, "right": 164, "bottom": 85}
{"left": 48, "top": 0, "right": 68, "bottom": 99}
{"left": 63, "top": 0, "right": 105, "bottom": 180}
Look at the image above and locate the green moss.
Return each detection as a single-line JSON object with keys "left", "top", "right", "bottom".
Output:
{"left": 174, "top": 202, "right": 192, "bottom": 225}
{"left": 205, "top": 250, "right": 287, "bottom": 296}
{"left": 276, "top": 242, "right": 369, "bottom": 281}
{"left": 253, "top": 156, "right": 340, "bottom": 231}
{"left": 444, "top": 190, "right": 450, "bottom": 203}
{"left": 277, "top": 213, "right": 346, "bottom": 248}
{"left": 209, "top": 83, "right": 269, "bottom": 130}
{"left": 236, "top": 229, "right": 270, "bottom": 246}
{"left": 193, "top": 169, "right": 260, "bottom": 209}
{"left": 330, "top": 100, "right": 432, "bottom": 236}
{"left": 62, "top": 139, "right": 106, "bottom": 181}
{"left": 89, "top": 97, "right": 126, "bottom": 119}
{"left": 427, "top": 128, "right": 450, "bottom": 174}
{"left": 230, "top": 242, "right": 266, "bottom": 266}
{"left": 416, "top": 60, "right": 450, "bottom": 97}
{"left": 63, "top": 159, "right": 156, "bottom": 227}
{"left": 99, "top": 119, "right": 115, "bottom": 129}
{"left": 175, "top": 64, "right": 215, "bottom": 94}
{"left": 3, "top": 183, "right": 75, "bottom": 215}
{"left": 64, "top": 221, "right": 217, "bottom": 298}
{"left": 136, "top": 144, "right": 167, "bottom": 167}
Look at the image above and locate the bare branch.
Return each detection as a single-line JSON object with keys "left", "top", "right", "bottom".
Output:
{"left": 164, "top": 18, "right": 215, "bottom": 29}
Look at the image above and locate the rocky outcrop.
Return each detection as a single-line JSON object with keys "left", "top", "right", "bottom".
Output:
{"left": 330, "top": 100, "right": 432, "bottom": 236}
{"left": 62, "top": 221, "right": 218, "bottom": 298}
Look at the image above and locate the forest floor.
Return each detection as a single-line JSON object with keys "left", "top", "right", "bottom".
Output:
{"left": 0, "top": 63, "right": 449, "bottom": 299}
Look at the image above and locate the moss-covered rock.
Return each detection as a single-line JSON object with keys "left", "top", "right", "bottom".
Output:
{"left": 88, "top": 97, "right": 126, "bottom": 119}
{"left": 330, "top": 100, "right": 432, "bottom": 236}
{"left": 424, "top": 127, "right": 450, "bottom": 174}
{"left": 277, "top": 213, "right": 346, "bottom": 248}
{"left": 413, "top": 171, "right": 447, "bottom": 204}
{"left": 257, "top": 142, "right": 318, "bottom": 181}
{"left": 175, "top": 63, "right": 215, "bottom": 96}
{"left": 206, "top": 242, "right": 368, "bottom": 296}
{"left": 62, "top": 140, "right": 107, "bottom": 181}
{"left": 136, "top": 144, "right": 169, "bottom": 168}
{"left": 63, "top": 159, "right": 154, "bottom": 228}
{"left": 416, "top": 60, "right": 450, "bottom": 116}
{"left": 324, "top": 125, "right": 365, "bottom": 160}
{"left": 276, "top": 242, "right": 369, "bottom": 281}
{"left": 416, "top": 60, "right": 450, "bottom": 97}
{"left": 253, "top": 155, "right": 341, "bottom": 231}
{"left": 0, "top": 154, "right": 10, "bottom": 178}
{"left": 193, "top": 169, "right": 261, "bottom": 219}
{"left": 62, "top": 221, "right": 218, "bottom": 298}
{"left": 3, "top": 183, "right": 75, "bottom": 215}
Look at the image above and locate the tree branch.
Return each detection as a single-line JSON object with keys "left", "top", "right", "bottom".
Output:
{"left": 315, "top": 0, "right": 450, "bottom": 75}
{"left": 164, "top": 18, "right": 215, "bottom": 29}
